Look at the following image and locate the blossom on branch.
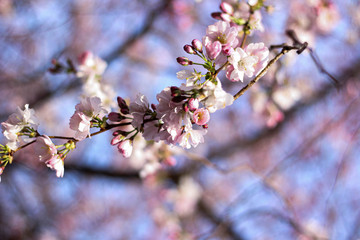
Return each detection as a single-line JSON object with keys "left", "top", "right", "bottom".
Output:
{"left": 34, "top": 135, "right": 64, "bottom": 178}
{"left": 69, "top": 97, "right": 107, "bottom": 140}
{"left": 1, "top": 104, "right": 39, "bottom": 150}
{"left": 226, "top": 43, "right": 269, "bottom": 82}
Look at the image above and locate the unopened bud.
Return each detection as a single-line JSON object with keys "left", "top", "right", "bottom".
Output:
{"left": 211, "top": 12, "right": 222, "bottom": 20}
{"left": 188, "top": 98, "right": 199, "bottom": 111}
{"left": 183, "top": 103, "right": 189, "bottom": 112}
{"left": 164, "top": 156, "right": 177, "bottom": 167}
{"left": 220, "top": 2, "right": 234, "bottom": 15}
{"left": 170, "top": 86, "right": 181, "bottom": 97}
{"left": 176, "top": 57, "right": 193, "bottom": 66}
{"left": 192, "top": 39, "right": 203, "bottom": 53}
{"left": 172, "top": 96, "right": 187, "bottom": 103}
{"left": 0, "top": 166, "right": 4, "bottom": 175}
{"left": 108, "top": 112, "right": 123, "bottom": 122}
{"left": 151, "top": 104, "right": 156, "bottom": 111}
{"left": 184, "top": 44, "right": 196, "bottom": 54}
{"left": 111, "top": 134, "right": 125, "bottom": 145}
{"left": 117, "top": 97, "right": 129, "bottom": 114}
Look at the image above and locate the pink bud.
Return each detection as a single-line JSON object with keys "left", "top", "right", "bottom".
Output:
{"left": 211, "top": 12, "right": 222, "bottom": 20}
{"left": 188, "top": 98, "right": 199, "bottom": 111}
{"left": 164, "top": 156, "right": 177, "bottom": 167}
{"left": 117, "top": 97, "right": 129, "bottom": 114}
{"left": 111, "top": 134, "right": 124, "bottom": 145}
{"left": 205, "top": 41, "right": 222, "bottom": 60}
{"left": 220, "top": 13, "right": 232, "bottom": 22}
{"left": 193, "top": 108, "right": 210, "bottom": 126}
{"left": 176, "top": 57, "right": 193, "bottom": 66}
{"left": 220, "top": 2, "right": 234, "bottom": 15}
{"left": 118, "top": 139, "right": 133, "bottom": 158}
{"left": 151, "top": 104, "right": 156, "bottom": 111}
{"left": 108, "top": 112, "right": 123, "bottom": 122}
{"left": 78, "top": 51, "right": 93, "bottom": 65}
{"left": 192, "top": 39, "right": 203, "bottom": 52}
{"left": 0, "top": 166, "right": 4, "bottom": 175}
{"left": 183, "top": 103, "right": 189, "bottom": 112}
{"left": 184, "top": 44, "right": 196, "bottom": 54}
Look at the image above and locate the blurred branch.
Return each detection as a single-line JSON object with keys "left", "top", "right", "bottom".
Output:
{"left": 0, "top": 0, "right": 173, "bottom": 121}
{"left": 197, "top": 199, "right": 246, "bottom": 240}
{"left": 209, "top": 58, "right": 360, "bottom": 159}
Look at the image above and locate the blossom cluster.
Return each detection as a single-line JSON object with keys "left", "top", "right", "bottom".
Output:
{"left": 1, "top": 0, "right": 274, "bottom": 179}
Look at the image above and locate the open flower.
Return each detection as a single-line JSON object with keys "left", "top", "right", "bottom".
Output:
{"left": 193, "top": 108, "right": 210, "bottom": 126}
{"left": 34, "top": 135, "right": 64, "bottom": 178}
{"left": 69, "top": 97, "right": 107, "bottom": 140}
{"left": 46, "top": 156, "right": 64, "bottom": 178}
{"left": 1, "top": 104, "right": 39, "bottom": 150}
{"left": 227, "top": 47, "right": 257, "bottom": 82}
{"left": 76, "top": 51, "right": 107, "bottom": 80}
{"left": 226, "top": 43, "right": 269, "bottom": 82}
{"left": 202, "top": 21, "right": 239, "bottom": 64}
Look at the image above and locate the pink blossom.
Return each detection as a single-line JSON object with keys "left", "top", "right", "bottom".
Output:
{"left": 69, "top": 112, "right": 92, "bottom": 140}
{"left": 69, "top": 97, "right": 107, "bottom": 141}
{"left": 193, "top": 108, "right": 210, "bottom": 126}
{"left": 46, "top": 156, "right": 64, "bottom": 178}
{"left": 164, "top": 156, "right": 177, "bottom": 167}
{"left": 1, "top": 104, "right": 39, "bottom": 150}
{"left": 34, "top": 135, "right": 57, "bottom": 162}
{"left": 201, "top": 80, "right": 234, "bottom": 113}
{"left": 76, "top": 51, "right": 107, "bottom": 79}
{"left": 226, "top": 43, "right": 269, "bottom": 82}
{"left": 244, "top": 42, "right": 269, "bottom": 75}
{"left": 118, "top": 139, "right": 133, "bottom": 158}
{"left": 203, "top": 40, "right": 222, "bottom": 60}
{"left": 129, "top": 94, "right": 150, "bottom": 129}
{"left": 202, "top": 21, "right": 239, "bottom": 64}
{"left": 177, "top": 128, "right": 207, "bottom": 149}
{"left": 316, "top": 3, "right": 340, "bottom": 34}
{"left": 188, "top": 98, "right": 199, "bottom": 111}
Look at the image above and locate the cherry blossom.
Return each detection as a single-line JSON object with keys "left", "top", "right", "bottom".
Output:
{"left": 76, "top": 51, "right": 107, "bottom": 80}
{"left": 46, "top": 155, "right": 64, "bottom": 178}
{"left": 203, "top": 21, "right": 239, "bottom": 64}
{"left": 34, "top": 135, "right": 57, "bottom": 162}
{"left": 117, "top": 139, "right": 133, "bottom": 158}
{"left": 69, "top": 97, "right": 107, "bottom": 140}
{"left": 193, "top": 108, "right": 210, "bottom": 126}
{"left": 1, "top": 104, "right": 39, "bottom": 150}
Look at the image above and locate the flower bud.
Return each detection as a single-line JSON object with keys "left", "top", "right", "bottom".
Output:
{"left": 220, "top": 2, "right": 234, "bottom": 15}
{"left": 151, "top": 104, "right": 156, "bottom": 111}
{"left": 191, "top": 39, "right": 203, "bottom": 52}
{"left": 111, "top": 134, "right": 125, "bottom": 145}
{"left": 172, "top": 96, "right": 187, "bottom": 103}
{"left": 202, "top": 124, "right": 208, "bottom": 129}
{"left": 176, "top": 57, "right": 193, "bottom": 66}
{"left": 117, "top": 97, "right": 129, "bottom": 114}
{"left": 118, "top": 139, "right": 133, "bottom": 158}
{"left": 188, "top": 98, "right": 199, "bottom": 111}
{"left": 108, "top": 112, "right": 123, "bottom": 122}
{"left": 0, "top": 166, "right": 4, "bottom": 175}
{"left": 183, "top": 103, "right": 189, "bottom": 112}
{"left": 211, "top": 12, "right": 222, "bottom": 20}
{"left": 164, "top": 156, "right": 176, "bottom": 167}
{"left": 184, "top": 44, "right": 196, "bottom": 54}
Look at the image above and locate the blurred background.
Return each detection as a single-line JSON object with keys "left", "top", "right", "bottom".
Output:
{"left": 0, "top": 0, "right": 360, "bottom": 239}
